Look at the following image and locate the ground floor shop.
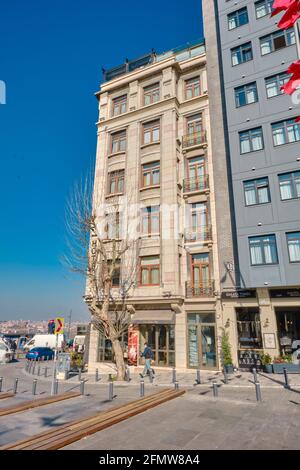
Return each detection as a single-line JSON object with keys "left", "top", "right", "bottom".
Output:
{"left": 87, "top": 288, "right": 300, "bottom": 372}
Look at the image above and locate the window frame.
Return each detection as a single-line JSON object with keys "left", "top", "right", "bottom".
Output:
{"left": 228, "top": 7, "right": 249, "bottom": 30}
{"left": 185, "top": 76, "right": 201, "bottom": 99}
{"left": 142, "top": 161, "right": 160, "bottom": 187}
{"left": 243, "top": 177, "right": 271, "bottom": 206}
{"left": 141, "top": 206, "right": 160, "bottom": 236}
{"left": 142, "top": 120, "right": 160, "bottom": 145}
{"left": 265, "top": 72, "right": 290, "bottom": 99}
{"left": 260, "top": 28, "right": 295, "bottom": 56}
{"left": 255, "top": 0, "right": 274, "bottom": 19}
{"left": 143, "top": 82, "right": 160, "bottom": 106}
{"left": 278, "top": 171, "right": 300, "bottom": 200}
{"left": 272, "top": 118, "right": 300, "bottom": 147}
{"left": 249, "top": 234, "right": 278, "bottom": 266}
{"left": 286, "top": 232, "right": 300, "bottom": 263}
{"left": 235, "top": 82, "right": 258, "bottom": 108}
{"left": 108, "top": 170, "right": 125, "bottom": 195}
{"left": 239, "top": 127, "right": 264, "bottom": 154}
{"left": 231, "top": 42, "right": 253, "bottom": 66}
{"left": 140, "top": 256, "right": 160, "bottom": 286}
{"left": 111, "top": 130, "right": 126, "bottom": 154}
{"left": 112, "top": 94, "right": 127, "bottom": 117}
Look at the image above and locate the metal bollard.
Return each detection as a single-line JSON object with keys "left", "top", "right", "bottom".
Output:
{"left": 13, "top": 378, "right": 19, "bottom": 394}
{"left": 0, "top": 377, "right": 3, "bottom": 392}
{"left": 252, "top": 367, "right": 258, "bottom": 383}
{"left": 108, "top": 380, "right": 113, "bottom": 401}
{"left": 283, "top": 367, "right": 290, "bottom": 389}
{"left": 32, "top": 379, "right": 37, "bottom": 395}
{"left": 174, "top": 381, "right": 179, "bottom": 390}
{"left": 125, "top": 367, "right": 131, "bottom": 382}
{"left": 78, "top": 368, "right": 82, "bottom": 381}
{"left": 54, "top": 379, "right": 59, "bottom": 395}
{"left": 44, "top": 367, "right": 48, "bottom": 378}
{"left": 212, "top": 381, "right": 218, "bottom": 397}
{"left": 196, "top": 369, "right": 201, "bottom": 384}
{"left": 95, "top": 368, "right": 99, "bottom": 382}
{"left": 172, "top": 367, "right": 176, "bottom": 384}
{"left": 32, "top": 362, "right": 36, "bottom": 375}
{"left": 80, "top": 379, "right": 85, "bottom": 395}
{"left": 223, "top": 367, "right": 228, "bottom": 384}
{"left": 140, "top": 380, "right": 145, "bottom": 397}
{"left": 255, "top": 381, "right": 262, "bottom": 402}
{"left": 37, "top": 365, "right": 41, "bottom": 377}
{"left": 149, "top": 369, "right": 154, "bottom": 383}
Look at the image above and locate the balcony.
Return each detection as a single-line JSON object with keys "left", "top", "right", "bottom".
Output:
{"left": 184, "top": 225, "right": 212, "bottom": 243}
{"left": 183, "top": 175, "right": 209, "bottom": 193}
{"left": 182, "top": 130, "right": 207, "bottom": 149}
{"left": 186, "top": 281, "right": 215, "bottom": 298}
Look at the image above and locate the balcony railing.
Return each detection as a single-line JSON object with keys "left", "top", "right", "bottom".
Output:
{"left": 182, "top": 130, "right": 207, "bottom": 149}
{"left": 184, "top": 225, "right": 212, "bottom": 243}
{"left": 183, "top": 175, "right": 209, "bottom": 193}
{"left": 186, "top": 280, "right": 215, "bottom": 298}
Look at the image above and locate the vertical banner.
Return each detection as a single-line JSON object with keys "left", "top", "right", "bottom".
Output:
{"left": 128, "top": 325, "right": 139, "bottom": 366}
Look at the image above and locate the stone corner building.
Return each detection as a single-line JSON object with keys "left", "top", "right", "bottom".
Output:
{"left": 87, "top": 40, "right": 236, "bottom": 372}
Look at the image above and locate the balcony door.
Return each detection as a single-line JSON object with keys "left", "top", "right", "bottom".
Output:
{"left": 187, "top": 157, "right": 205, "bottom": 191}
{"left": 187, "top": 113, "right": 202, "bottom": 135}
{"left": 190, "top": 203, "right": 208, "bottom": 241}
{"left": 192, "top": 253, "right": 210, "bottom": 289}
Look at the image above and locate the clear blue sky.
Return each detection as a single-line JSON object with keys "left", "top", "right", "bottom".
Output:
{"left": 0, "top": 0, "right": 203, "bottom": 321}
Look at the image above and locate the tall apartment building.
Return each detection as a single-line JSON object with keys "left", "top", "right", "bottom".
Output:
{"left": 203, "top": 1, "right": 300, "bottom": 368}
{"left": 88, "top": 40, "right": 236, "bottom": 372}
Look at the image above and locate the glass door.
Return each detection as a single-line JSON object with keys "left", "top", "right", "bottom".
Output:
{"left": 188, "top": 315, "right": 217, "bottom": 370}
{"left": 200, "top": 325, "right": 217, "bottom": 369}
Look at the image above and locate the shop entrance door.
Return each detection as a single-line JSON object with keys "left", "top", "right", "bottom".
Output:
{"left": 188, "top": 319, "right": 217, "bottom": 369}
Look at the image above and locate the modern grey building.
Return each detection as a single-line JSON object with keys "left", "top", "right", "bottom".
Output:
{"left": 203, "top": 1, "right": 300, "bottom": 367}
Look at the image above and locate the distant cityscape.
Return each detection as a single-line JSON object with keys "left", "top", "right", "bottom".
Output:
{"left": 0, "top": 319, "right": 88, "bottom": 339}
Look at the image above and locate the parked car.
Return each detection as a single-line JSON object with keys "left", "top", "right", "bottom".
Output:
{"left": 26, "top": 347, "right": 54, "bottom": 361}
{"left": 0, "top": 341, "right": 14, "bottom": 363}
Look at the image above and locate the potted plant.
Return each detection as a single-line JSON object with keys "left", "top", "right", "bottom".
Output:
{"left": 221, "top": 328, "right": 234, "bottom": 374}
{"left": 260, "top": 353, "right": 273, "bottom": 373}
{"left": 272, "top": 354, "right": 300, "bottom": 373}
{"left": 70, "top": 352, "right": 84, "bottom": 372}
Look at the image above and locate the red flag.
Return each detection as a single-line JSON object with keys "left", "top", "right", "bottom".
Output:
{"left": 278, "top": 1, "right": 300, "bottom": 28}
{"left": 281, "top": 60, "right": 300, "bottom": 94}
{"left": 271, "top": 0, "right": 295, "bottom": 16}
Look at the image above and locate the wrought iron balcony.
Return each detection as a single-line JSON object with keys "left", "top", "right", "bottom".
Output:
{"left": 182, "top": 130, "right": 207, "bottom": 149}
{"left": 183, "top": 175, "right": 209, "bottom": 193}
{"left": 185, "top": 280, "right": 215, "bottom": 298}
{"left": 184, "top": 225, "right": 212, "bottom": 243}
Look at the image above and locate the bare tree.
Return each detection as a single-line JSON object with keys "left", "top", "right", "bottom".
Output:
{"left": 64, "top": 173, "right": 139, "bottom": 380}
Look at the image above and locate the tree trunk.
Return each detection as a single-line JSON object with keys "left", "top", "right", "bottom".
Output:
{"left": 112, "top": 338, "right": 126, "bottom": 380}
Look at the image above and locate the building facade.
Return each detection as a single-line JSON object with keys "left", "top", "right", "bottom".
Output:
{"left": 203, "top": 0, "right": 300, "bottom": 369}
{"left": 88, "top": 40, "right": 236, "bottom": 372}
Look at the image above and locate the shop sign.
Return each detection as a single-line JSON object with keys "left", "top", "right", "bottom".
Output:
{"left": 221, "top": 289, "right": 256, "bottom": 299}
{"left": 127, "top": 325, "right": 139, "bottom": 366}
{"left": 270, "top": 289, "right": 300, "bottom": 298}
{"left": 238, "top": 350, "right": 262, "bottom": 369}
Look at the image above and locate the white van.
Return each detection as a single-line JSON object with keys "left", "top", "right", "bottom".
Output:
{"left": 23, "top": 334, "right": 65, "bottom": 351}
{"left": 0, "top": 340, "right": 14, "bottom": 363}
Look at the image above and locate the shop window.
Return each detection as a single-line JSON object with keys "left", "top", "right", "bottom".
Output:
{"left": 139, "top": 324, "right": 175, "bottom": 367}
{"left": 236, "top": 308, "right": 262, "bottom": 350}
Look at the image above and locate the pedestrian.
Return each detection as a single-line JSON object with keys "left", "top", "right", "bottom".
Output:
{"left": 139, "top": 342, "right": 155, "bottom": 378}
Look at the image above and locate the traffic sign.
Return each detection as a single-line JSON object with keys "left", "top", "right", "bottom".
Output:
{"left": 55, "top": 317, "right": 64, "bottom": 335}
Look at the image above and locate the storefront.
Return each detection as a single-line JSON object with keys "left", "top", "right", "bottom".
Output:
{"left": 187, "top": 312, "right": 217, "bottom": 370}
{"left": 97, "top": 332, "right": 128, "bottom": 363}
{"left": 275, "top": 307, "right": 300, "bottom": 355}
{"left": 236, "top": 307, "right": 263, "bottom": 370}
{"left": 131, "top": 310, "right": 176, "bottom": 367}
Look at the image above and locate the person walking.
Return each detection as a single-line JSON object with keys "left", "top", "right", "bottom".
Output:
{"left": 139, "top": 342, "right": 154, "bottom": 378}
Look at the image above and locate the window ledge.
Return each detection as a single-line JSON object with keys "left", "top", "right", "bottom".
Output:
{"left": 108, "top": 151, "right": 126, "bottom": 158}
{"left": 182, "top": 93, "right": 208, "bottom": 103}
{"left": 140, "top": 185, "right": 160, "bottom": 192}
{"left": 140, "top": 142, "right": 160, "bottom": 150}
{"left": 105, "top": 192, "right": 124, "bottom": 199}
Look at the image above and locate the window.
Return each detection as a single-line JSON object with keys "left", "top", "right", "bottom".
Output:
{"left": 228, "top": 7, "right": 249, "bottom": 30}
{"left": 141, "top": 206, "right": 160, "bottom": 236}
{"left": 108, "top": 260, "right": 121, "bottom": 286}
{"left": 111, "top": 130, "right": 126, "bottom": 153}
{"left": 140, "top": 256, "right": 160, "bottom": 285}
{"left": 239, "top": 127, "right": 264, "bottom": 154}
{"left": 287, "top": 232, "right": 300, "bottom": 262}
{"left": 185, "top": 202, "right": 209, "bottom": 241}
{"left": 140, "top": 324, "right": 175, "bottom": 367}
{"left": 272, "top": 118, "right": 300, "bottom": 146}
{"left": 235, "top": 82, "right": 258, "bottom": 107}
{"left": 249, "top": 235, "right": 278, "bottom": 265}
{"left": 106, "top": 212, "right": 121, "bottom": 239}
{"left": 144, "top": 83, "right": 160, "bottom": 105}
{"left": 243, "top": 177, "right": 270, "bottom": 206}
{"left": 143, "top": 120, "right": 160, "bottom": 144}
{"left": 231, "top": 42, "right": 253, "bottom": 66}
{"left": 185, "top": 77, "right": 201, "bottom": 99}
{"left": 265, "top": 72, "right": 290, "bottom": 98}
{"left": 142, "top": 161, "right": 160, "bottom": 187}
{"left": 108, "top": 170, "right": 124, "bottom": 194}
{"left": 260, "top": 28, "right": 295, "bottom": 55}
{"left": 112, "top": 95, "right": 127, "bottom": 116}
{"left": 186, "top": 113, "right": 203, "bottom": 135}
{"left": 278, "top": 171, "right": 300, "bottom": 200}
{"left": 255, "top": 0, "right": 274, "bottom": 19}
{"left": 236, "top": 308, "right": 262, "bottom": 350}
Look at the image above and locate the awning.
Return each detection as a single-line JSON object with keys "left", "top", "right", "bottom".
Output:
{"left": 131, "top": 310, "right": 175, "bottom": 325}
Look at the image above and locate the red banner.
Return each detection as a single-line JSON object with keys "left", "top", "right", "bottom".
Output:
{"left": 128, "top": 325, "right": 139, "bottom": 366}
